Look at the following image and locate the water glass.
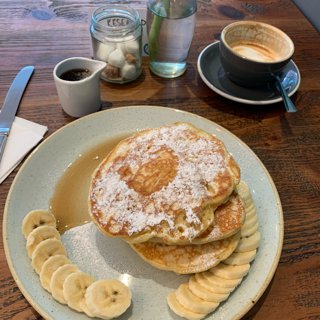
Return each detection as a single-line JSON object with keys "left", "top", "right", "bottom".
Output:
{"left": 147, "top": 0, "right": 197, "bottom": 78}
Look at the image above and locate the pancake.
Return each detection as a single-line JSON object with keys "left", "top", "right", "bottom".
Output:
{"left": 130, "top": 232, "right": 240, "bottom": 274}
{"left": 150, "top": 192, "right": 245, "bottom": 245}
{"left": 191, "top": 192, "right": 245, "bottom": 244}
{"left": 89, "top": 122, "right": 240, "bottom": 244}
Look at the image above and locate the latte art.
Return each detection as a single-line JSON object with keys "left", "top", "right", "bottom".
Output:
{"left": 230, "top": 42, "right": 281, "bottom": 62}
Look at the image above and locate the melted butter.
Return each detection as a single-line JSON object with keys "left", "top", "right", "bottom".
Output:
{"left": 49, "top": 133, "right": 129, "bottom": 233}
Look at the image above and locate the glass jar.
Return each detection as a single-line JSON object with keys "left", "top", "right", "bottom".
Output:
{"left": 147, "top": 0, "right": 196, "bottom": 78}
{"left": 90, "top": 5, "right": 142, "bottom": 84}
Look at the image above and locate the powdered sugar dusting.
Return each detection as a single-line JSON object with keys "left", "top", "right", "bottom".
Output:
{"left": 61, "top": 222, "right": 189, "bottom": 286}
{"left": 91, "top": 123, "right": 233, "bottom": 240}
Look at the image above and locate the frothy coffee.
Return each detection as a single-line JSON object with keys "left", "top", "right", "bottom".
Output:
{"left": 230, "top": 42, "right": 281, "bottom": 62}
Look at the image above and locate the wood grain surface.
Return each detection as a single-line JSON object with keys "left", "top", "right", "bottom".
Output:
{"left": 1, "top": 0, "right": 320, "bottom": 319}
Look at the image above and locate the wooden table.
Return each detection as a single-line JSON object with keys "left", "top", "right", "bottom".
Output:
{"left": 1, "top": 0, "right": 319, "bottom": 319}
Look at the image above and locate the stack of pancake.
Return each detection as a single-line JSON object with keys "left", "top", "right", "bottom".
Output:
{"left": 89, "top": 122, "right": 245, "bottom": 274}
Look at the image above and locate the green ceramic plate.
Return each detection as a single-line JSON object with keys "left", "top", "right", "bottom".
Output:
{"left": 3, "top": 106, "right": 283, "bottom": 319}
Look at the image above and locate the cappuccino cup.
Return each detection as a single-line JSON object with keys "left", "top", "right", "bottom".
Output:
{"left": 219, "top": 21, "right": 294, "bottom": 87}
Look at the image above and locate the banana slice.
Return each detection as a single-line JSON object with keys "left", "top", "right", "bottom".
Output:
{"left": 31, "top": 238, "right": 67, "bottom": 274}
{"left": 211, "top": 263, "right": 250, "bottom": 280}
{"left": 236, "top": 182, "right": 256, "bottom": 217}
{"left": 241, "top": 221, "right": 259, "bottom": 237}
{"left": 188, "top": 276, "right": 230, "bottom": 303}
{"left": 194, "top": 273, "right": 231, "bottom": 294}
{"left": 244, "top": 204, "right": 256, "bottom": 220}
{"left": 176, "top": 283, "right": 219, "bottom": 315}
{"left": 40, "top": 254, "right": 70, "bottom": 292}
{"left": 223, "top": 250, "right": 257, "bottom": 266}
{"left": 50, "top": 264, "right": 79, "bottom": 304}
{"left": 236, "top": 181, "right": 251, "bottom": 201}
{"left": 167, "top": 292, "right": 206, "bottom": 320}
{"left": 26, "top": 225, "right": 61, "bottom": 258}
{"left": 81, "top": 299, "right": 95, "bottom": 318}
{"left": 85, "top": 279, "right": 131, "bottom": 319}
{"left": 240, "top": 193, "right": 259, "bottom": 238}
{"left": 236, "top": 231, "right": 260, "bottom": 253}
{"left": 63, "top": 271, "right": 95, "bottom": 316}
{"left": 198, "top": 272, "right": 241, "bottom": 291}
{"left": 242, "top": 213, "right": 258, "bottom": 230}
{"left": 22, "top": 209, "right": 56, "bottom": 239}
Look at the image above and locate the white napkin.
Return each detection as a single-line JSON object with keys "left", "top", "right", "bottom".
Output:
{"left": 0, "top": 117, "right": 48, "bottom": 184}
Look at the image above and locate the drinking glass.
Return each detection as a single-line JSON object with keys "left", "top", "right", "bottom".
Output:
{"left": 147, "top": 0, "right": 197, "bottom": 78}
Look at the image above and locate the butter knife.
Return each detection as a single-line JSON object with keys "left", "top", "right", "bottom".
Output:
{"left": 0, "top": 66, "right": 35, "bottom": 164}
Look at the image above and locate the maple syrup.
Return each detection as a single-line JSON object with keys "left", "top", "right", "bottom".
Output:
{"left": 49, "top": 134, "right": 129, "bottom": 232}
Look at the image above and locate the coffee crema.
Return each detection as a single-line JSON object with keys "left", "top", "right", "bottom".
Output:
{"left": 60, "top": 68, "right": 92, "bottom": 81}
{"left": 230, "top": 42, "right": 281, "bottom": 62}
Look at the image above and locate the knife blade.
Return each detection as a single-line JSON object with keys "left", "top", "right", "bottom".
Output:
{"left": 0, "top": 66, "right": 35, "bottom": 164}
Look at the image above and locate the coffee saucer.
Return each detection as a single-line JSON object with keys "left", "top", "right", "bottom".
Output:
{"left": 197, "top": 41, "right": 301, "bottom": 105}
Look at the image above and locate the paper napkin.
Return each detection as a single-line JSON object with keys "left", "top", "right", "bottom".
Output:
{"left": 0, "top": 117, "right": 48, "bottom": 184}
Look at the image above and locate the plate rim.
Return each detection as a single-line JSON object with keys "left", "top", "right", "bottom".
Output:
{"left": 197, "top": 41, "right": 301, "bottom": 105}
{"left": 3, "top": 105, "right": 284, "bottom": 320}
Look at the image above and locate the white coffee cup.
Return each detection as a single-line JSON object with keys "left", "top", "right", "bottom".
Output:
{"left": 53, "top": 57, "right": 106, "bottom": 118}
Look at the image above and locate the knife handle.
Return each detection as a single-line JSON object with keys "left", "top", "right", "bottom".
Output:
{"left": 0, "top": 129, "right": 9, "bottom": 165}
